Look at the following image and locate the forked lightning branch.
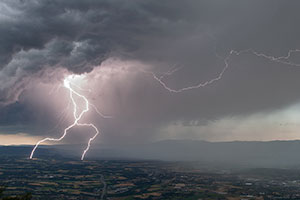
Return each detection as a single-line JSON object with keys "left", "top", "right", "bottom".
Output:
{"left": 30, "top": 48, "right": 300, "bottom": 160}
{"left": 30, "top": 75, "right": 101, "bottom": 160}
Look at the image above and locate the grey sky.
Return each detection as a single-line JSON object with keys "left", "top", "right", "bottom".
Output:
{"left": 1, "top": 0, "right": 300, "bottom": 145}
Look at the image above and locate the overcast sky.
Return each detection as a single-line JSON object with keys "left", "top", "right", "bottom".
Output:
{"left": 1, "top": 0, "right": 300, "bottom": 146}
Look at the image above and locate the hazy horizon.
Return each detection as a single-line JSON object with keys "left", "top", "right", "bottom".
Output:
{"left": 1, "top": 0, "right": 300, "bottom": 157}
{"left": 2, "top": 2, "right": 300, "bottom": 199}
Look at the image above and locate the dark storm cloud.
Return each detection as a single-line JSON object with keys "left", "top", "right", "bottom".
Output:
{"left": 0, "top": 0, "right": 150, "bottom": 103}
{"left": 1, "top": 0, "right": 300, "bottom": 142}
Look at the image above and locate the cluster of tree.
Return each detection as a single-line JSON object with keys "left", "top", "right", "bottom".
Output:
{"left": 0, "top": 187, "right": 31, "bottom": 200}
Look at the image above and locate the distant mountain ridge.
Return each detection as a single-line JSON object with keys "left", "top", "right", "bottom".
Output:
{"left": 87, "top": 139, "right": 300, "bottom": 168}
{"left": 2, "top": 140, "right": 300, "bottom": 168}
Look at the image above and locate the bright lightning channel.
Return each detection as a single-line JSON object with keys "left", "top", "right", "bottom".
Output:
{"left": 147, "top": 49, "right": 300, "bottom": 92}
{"left": 30, "top": 75, "right": 105, "bottom": 160}
{"left": 29, "top": 48, "right": 300, "bottom": 160}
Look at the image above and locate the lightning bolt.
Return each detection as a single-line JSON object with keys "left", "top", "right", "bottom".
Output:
{"left": 146, "top": 49, "right": 300, "bottom": 93}
{"left": 29, "top": 46, "right": 300, "bottom": 161}
{"left": 30, "top": 75, "right": 104, "bottom": 160}
{"left": 142, "top": 55, "right": 231, "bottom": 93}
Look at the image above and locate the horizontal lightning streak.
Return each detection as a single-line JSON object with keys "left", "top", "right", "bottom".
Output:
{"left": 142, "top": 55, "right": 231, "bottom": 93}
{"left": 145, "top": 49, "right": 300, "bottom": 93}
{"left": 30, "top": 47, "right": 300, "bottom": 160}
{"left": 244, "top": 49, "right": 300, "bottom": 67}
